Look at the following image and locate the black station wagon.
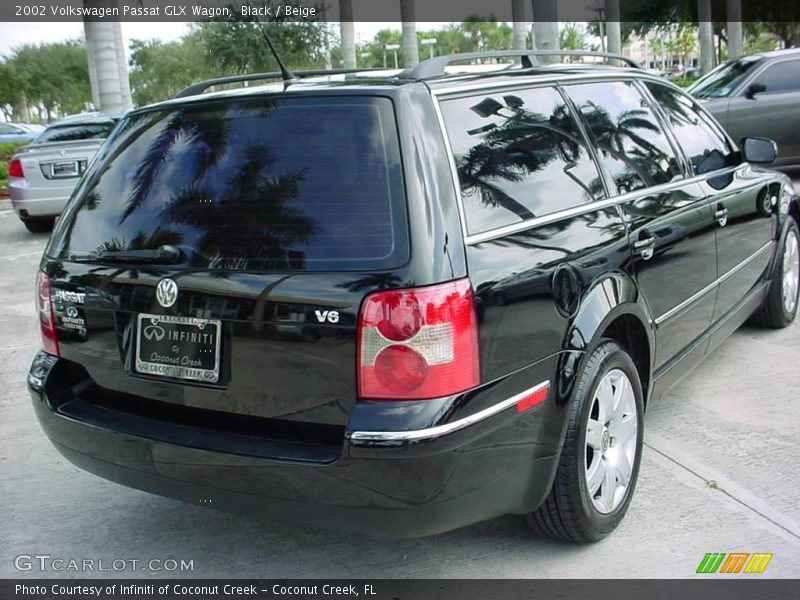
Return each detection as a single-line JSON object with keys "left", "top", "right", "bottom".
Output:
{"left": 29, "top": 51, "right": 800, "bottom": 542}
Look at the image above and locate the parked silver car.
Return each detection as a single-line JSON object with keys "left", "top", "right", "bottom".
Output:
{"left": 0, "top": 123, "right": 45, "bottom": 144}
{"left": 9, "top": 112, "right": 117, "bottom": 232}
{"left": 689, "top": 48, "right": 800, "bottom": 173}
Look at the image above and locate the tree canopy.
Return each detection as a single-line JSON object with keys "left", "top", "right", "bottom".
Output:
{"left": 0, "top": 40, "right": 91, "bottom": 122}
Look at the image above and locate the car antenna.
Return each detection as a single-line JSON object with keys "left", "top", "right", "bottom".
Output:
{"left": 248, "top": 2, "right": 298, "bottom": 89}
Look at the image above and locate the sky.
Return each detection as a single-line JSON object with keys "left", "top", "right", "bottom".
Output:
{"left": 0, "top": 22, "right": 407, "bottom": 58}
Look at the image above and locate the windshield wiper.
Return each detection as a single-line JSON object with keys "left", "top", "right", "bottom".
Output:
{"left": 69, "top": 245, "right": 182, "bottom": 265}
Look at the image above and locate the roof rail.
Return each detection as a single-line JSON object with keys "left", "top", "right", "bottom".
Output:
{"left": 403, "top": 50, "right": 641, "bottom": 80}
{"left": 174, "top": 68, "right": 386, "bottom": 98}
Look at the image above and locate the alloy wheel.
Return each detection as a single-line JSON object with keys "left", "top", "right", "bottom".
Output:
{"left": 584, "top": 369, "right": 638, "bottom": 514}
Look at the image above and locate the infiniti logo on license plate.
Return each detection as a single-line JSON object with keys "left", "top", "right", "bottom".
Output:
{"left": 143, "top": 323, "right": 166, "bottom": 341}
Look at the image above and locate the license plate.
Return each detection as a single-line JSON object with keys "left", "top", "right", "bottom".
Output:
{"left": 135, "top": 314, "right": 221, "bottom": 383}
{"left": 52, "top": 161, "right": 79, "bottom": 177}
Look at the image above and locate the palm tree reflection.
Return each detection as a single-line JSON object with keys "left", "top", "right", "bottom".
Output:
{"left": 455, "top": 95, "right": 597, "bottom": 220}
{"left": 454, "top": 90, "right": 678, "bottom": 225}
{"left": 118, "top": 103, "right": 281, "bottom": 225}
{"left": 161, "top": 144, "right": 316, "bottom": 271}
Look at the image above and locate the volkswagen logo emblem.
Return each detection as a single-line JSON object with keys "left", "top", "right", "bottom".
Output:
{"left": 156, "top": 278, "right": 178, "bottom": 308}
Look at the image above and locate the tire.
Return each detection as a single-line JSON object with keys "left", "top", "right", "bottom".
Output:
{"left": 750, "top": 220, "right": 799, "bottom": 329}
{"left": 23, "top": 217, "right": 55, "bottom": 233}
{"left": 528, "top": 340, "right": 644, "bottom": 543}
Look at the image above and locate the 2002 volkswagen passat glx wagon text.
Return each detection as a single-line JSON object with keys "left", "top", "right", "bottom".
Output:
{"left": 29, "top": 51, "right": 800, "bottom": 542}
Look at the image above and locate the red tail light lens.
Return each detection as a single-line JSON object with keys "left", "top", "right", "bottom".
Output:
{"left": 357, "top": 278, "right": 480, "bottom": 400}
{"left": 8, "top": 159, "right": 23, "bottom": 178}
{"left": 36, "top": 271, "right": 59, "bottom": 356}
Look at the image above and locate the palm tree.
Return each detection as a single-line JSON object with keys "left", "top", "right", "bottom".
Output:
{"left": 400, "top": 0, "right": 419, "bottom": 66}
{"left": 339, "top": 0, "right": 356, "bottom": 68}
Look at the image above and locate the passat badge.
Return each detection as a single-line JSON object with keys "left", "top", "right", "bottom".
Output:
{"left": 156, "top": 278, "right": 178, "bottom": 308}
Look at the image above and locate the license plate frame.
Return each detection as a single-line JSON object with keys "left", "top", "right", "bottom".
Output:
{"left": 51, "top": 161, "right": 80, "bottom": 178}
{"left": 135, "top": 314, "right": 221, "bottom": 384}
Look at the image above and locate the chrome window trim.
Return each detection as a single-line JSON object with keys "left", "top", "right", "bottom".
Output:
{"left": 347, "top": 380, "right": 550, "bottom": 444}
{"left": 430, "top": 92, "right": 469, "bottom": 240}
{"left": 430, "top": 78, "right": 744, "bottom": 247}
{"left": 654, "top": 241, "right": 774, "bottom": 326}
{"left": 461, "top": 167, "right": 739, "bottom": 246}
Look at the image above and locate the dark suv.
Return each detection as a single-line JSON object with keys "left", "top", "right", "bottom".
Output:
{"left": 29, "top": 51, "right": 799, "bottom": 543}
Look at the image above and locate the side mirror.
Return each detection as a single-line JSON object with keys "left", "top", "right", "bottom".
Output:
{"left": 741, "top": 137, "right": 777, "bottom": 164}
{"left": 745, "top": 82, "right": 766, "bottom": 99}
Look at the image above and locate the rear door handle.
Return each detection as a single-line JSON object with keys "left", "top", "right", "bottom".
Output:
{"left": 632, "top": 235, "right": 656, "bottom": 260}
{"left": 714, "top": 204, "right": 729, "bottom": 227}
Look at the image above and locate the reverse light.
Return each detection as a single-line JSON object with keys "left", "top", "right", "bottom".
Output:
{"left": 36, "top": 271, "right": 59, "bottom": 356}
{"left": 8, "top": 159, "right": 23, "bottom": 178}
{"left": 357, "top": 278, "right": 480, "bottom": 400}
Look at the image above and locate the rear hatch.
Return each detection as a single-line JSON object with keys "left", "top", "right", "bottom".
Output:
{"left": 42, "top": 94, "right": 409, "bottom": 435}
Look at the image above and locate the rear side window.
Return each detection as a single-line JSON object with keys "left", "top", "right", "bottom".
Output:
{"left": 35, "top": 122, "right": 115, "bottom": 143}
{"left": 565, "top": 81, "right": 682, "bottom": 194}
{"left": 646, "top": 83, "right": 734, "bottom": 175}
{"left": 48, "top": 97, "right": 408, "bottom": 271}
{"left": 440, "top": 86, "right": 606, "bottom": 235}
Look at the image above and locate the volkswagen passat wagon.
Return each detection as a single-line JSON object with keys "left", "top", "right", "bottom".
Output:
{"left": 29, "top": 52, "right": 800, "bottom": 542}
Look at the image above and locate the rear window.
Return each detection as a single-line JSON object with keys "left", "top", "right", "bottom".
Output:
{"left": 48, "top": 96, "right": 408, "bottom": 271}
{"left": 35, "top": 122, "right": 115, "bottom": 143}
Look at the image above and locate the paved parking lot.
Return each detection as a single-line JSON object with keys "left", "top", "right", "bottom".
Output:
{"left": 0, "top": 202, "right": 798, "bottom": 579}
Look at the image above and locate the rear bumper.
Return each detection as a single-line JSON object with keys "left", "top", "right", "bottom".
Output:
{"left": 9, "top": 178, "right": 73, "bottom": 218}
{"left": 29, "top": 352, "right": 562, "bottom": 537}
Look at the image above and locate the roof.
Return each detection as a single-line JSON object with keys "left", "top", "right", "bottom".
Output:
{"left": 423, "top": 63, "right": 652, "bottom": 94}
{"left": 132, "top": 52, "right": 664, "bottom": 114}
{"left": 46, "top": 112, "right": 119, "bottom": 128}
{"left": 753, "top": 47, "right": 800, "bottom": 60}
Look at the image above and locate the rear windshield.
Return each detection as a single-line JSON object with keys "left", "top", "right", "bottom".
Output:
{"left": 48, "top": 96, "right": 408, "bottom": 271}
{"left": 35, "top": 122, "right": 115, "bottom": 143}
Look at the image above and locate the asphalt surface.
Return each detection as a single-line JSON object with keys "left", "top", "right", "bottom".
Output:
{"left": 0, "top": 201, "right": 798, "bottom": 579}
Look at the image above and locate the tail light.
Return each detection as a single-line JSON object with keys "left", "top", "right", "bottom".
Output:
{"left": 8, "top": 159, "right": 23, "bottom": 178}
{"left": 357, "top": 278, "right": 479, "bottom": 400}
{"left": 36, "top": 271, "right": 59, "bottom": 356}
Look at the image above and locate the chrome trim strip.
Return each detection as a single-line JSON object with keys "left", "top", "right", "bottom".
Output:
{"left": 461, "top": 170, "right": 738, "bottom": 246}
{"left": 654, "top": 241, "right": 774, "bottom": 326}
{"left": 465, "top": 196, "right": 623, "bottom": 245}
{"left": 653, "top": 279, "right": 718, "bottom": 327}
{"left": 347, "top": 380, "right": 551, "bottom": 444}
{"left": 430, "top": 90, "right": 469, "bottom": 239}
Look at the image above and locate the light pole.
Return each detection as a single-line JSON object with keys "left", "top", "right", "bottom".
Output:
{"left": 384, "top": 44, "right": 400, "bottom": 69}
{"left": 421, "top": 38, "right": 437, "bottom": 59}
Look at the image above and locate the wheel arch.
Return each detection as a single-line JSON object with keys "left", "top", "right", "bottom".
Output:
{"left": 556, "top": 272, "right": 655, "bottom": 409}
